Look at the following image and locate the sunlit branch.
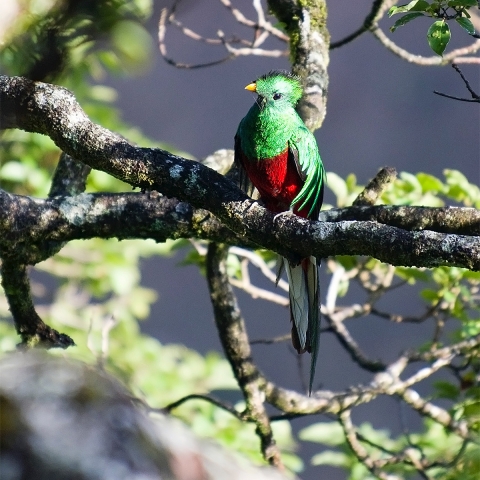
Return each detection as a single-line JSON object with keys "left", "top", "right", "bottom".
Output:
{"left": 371, "top": 25, "right": 480, "bottom": 65}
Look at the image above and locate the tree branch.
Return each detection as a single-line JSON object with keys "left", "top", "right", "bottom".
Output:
{"left": 352, "top": 166, "right": 397, "bottom": 206}
{"left": 206, "top": 242, "right": 283, "bottom": 468}
{"left": 0, "top": 261, "right": 74, "bottom": 347}
{"left": 320, "top": 205, "right": 480, "bottom": 236}
{"left": 0, "top": 189, "right": 250, "bottom": 265}
{"left": 49, "top": 152, "right": 91, "bottom": 197}
{"left": 434, "top": 63, "right": 480, "bottom": 102}
{"left": 330, "top": 0, "right": 397, "bottom": 50}
{"left": 1, "top": 76, "right": 480, "bottom": 272}
{"left": 371, "top": 25, "right": 480, "bottom": 65}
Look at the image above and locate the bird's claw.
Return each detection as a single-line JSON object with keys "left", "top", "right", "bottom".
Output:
{"left": 273, "top": 210, "right": 296, "bottom": 222}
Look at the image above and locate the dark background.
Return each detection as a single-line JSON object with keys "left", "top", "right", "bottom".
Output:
{"left": 105, "top": 1, "right": 479, "bottom": 478}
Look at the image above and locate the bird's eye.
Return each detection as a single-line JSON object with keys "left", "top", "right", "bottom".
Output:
{"left": 273, "top": 93, "right": 282, "bottom": 100}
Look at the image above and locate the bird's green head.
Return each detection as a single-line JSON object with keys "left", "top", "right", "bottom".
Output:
{"left": 245, "top": 71, "right": 303, "bottom": 110}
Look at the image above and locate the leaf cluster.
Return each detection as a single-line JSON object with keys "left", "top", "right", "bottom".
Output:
{"left": 389, "top": 0, "right": 479, "bottom": 55}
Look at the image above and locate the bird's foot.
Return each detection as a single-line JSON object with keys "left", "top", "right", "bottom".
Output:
{"left": 273, "top": 210, "right": 297, "bottom": 222}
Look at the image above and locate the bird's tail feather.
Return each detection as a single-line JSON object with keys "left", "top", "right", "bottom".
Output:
{"left": 285, "top": 256, "right": 320, "bottom": 395}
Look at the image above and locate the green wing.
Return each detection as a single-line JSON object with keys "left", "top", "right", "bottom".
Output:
{"left": 289, "top": 125, "right": 325, "bottom": 219}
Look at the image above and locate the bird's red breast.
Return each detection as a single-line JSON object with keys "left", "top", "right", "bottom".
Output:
{"left": 238, "top": 147, "right": 310, "bottom": 218}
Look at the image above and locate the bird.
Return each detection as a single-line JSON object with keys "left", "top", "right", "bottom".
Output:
{"left": 234, "top": 70, "right": 326, "bottom": 395}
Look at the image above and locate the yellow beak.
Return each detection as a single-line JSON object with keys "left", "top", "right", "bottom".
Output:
{"left": 244, "top": 82, "right": 257, "bottom": 92}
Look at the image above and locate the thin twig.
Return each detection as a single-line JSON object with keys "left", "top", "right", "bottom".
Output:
{"left": 229, "top": 247, "right": 289, "bottom": 291}
{"left": 371, "top": 25, "right": 480, "bottom": 65}
{"left": 250, "top": 333, "right": 291, "bottom": 346}
{"left": 160, "top": 393, "right": 244, "bottom": 420}
{"left": 434, "top": 63, "right": 480, "bottom": 102}
{"left": 331, "top": 0, "right": 397, "bottom": 49}
{"left": 325, "top": 310, "right": 386, "bottom": 373}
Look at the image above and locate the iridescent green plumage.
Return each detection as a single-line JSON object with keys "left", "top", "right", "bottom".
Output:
{"left": 236, "top": 71, "right": 325, "bottom": 217}
{"left": 234, "top": 71, "right": 325, "bottom": 394}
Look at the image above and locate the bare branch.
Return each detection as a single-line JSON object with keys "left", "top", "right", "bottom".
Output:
{"left": 250, "top": 333, "right": 291, "bottom": 346}
{"left": 217, "top": 30, "right": 287, "bottom": 57}
{"left": 229, "top": 247, "right": 289, "bottom": 291}
{"left": 400, "top": 388, "right": 472, "bottom": 440}
{"left": 325, "top": 310, "right": 386, "bottom": 373}
{"left": 331, "top": 0, "right": 397, "bottom": 49}
{"left": 320, "top": 205, "right": 480, "bottom": 236}
{"left": 49, "top": 152, "right": 91, "bottom": 197}
{"left": 370, "top": 305, "right": 438, "bottom": 324}
{"left": 160, "top": 393, "right": 243, "bottom": 421}
{"left": 230, "top": 277, "right": 289, "bottom": 305}
{"left": 158, "top": 1, "right": 288, "bottom": 70}
{"left": 340, "top": 409, "right": 403, "bottom": 480}
{"left": 434, "top": 63, "right": 480, "bottom": 102}
{"left": 220, "top": 0, "right": 288, "bottom": 41}
{"left": 158, "top": 7, "right": 234, "bottom": 69}
{"left": 206, "top": 242, "right": 283, "bottom": 468}
{"left": 371, "top": 25, "right": 480, "bottom": 65}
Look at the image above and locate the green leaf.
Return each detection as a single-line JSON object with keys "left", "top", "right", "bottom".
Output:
{"left": 400, "top": 171, "right": 422, "bottom": 193}
{"left": 391, "top": 12, "right": 425, "bottom": 32}
{"left": 448, "top": 0, "right": 478, "bottom": 6}
{"left": 299, "top": 422, "right": 345, "bottom": 446}
{"left": 345, "top": 173, "right": 358, "bottom": 194}
{"left": 456, "top": 17, "right": 476, "bottom": 35}
{"left": 416, "top": 172, "right": 444, "bottom": 193}
{"left": 463, "top": 271, "right": 480, "bottom": 282}
{"left": 396, "top": 267, "right": 430, "bottom": 283}
{"left": 461, "top": 320, "right": 480, "bottom": 337}
{"left": 326, "top": 171, "right": 348, "bottom": 206}
{"left": 311, "top": 451, "right": 350, "bottom": 467}
{"left": 427, "top": 21, "right": 451, "bottom": 56}
{"left": 389, "top": 0, "right": 430, "bottom": 16}
{"left": 334, "top": 256, "right": 358, "bottom": 271}
{"left": 434, "top": 380, "right": 460, "bottom": 400}
{"left": 111, "top": 20, "right": 153, "bottom": 71}
{"left": 421, "top": 288, "right": 440, "bottom": 303}
{"left": 0, "top": 161, "right": 29, "bottom": 182}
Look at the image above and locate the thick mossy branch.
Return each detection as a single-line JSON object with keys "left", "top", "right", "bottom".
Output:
{"left": 2, "top": 188, "right": 480, "bottom": 269}
{"left": 0, "top": 261, "right": 74, "bottom": 348}
{"left": 1, "top": 75, "right": 480, "bottom": 271}
{"left": 0, "top": 189, "right": 249, "bottom": 265}
{"left": 321, "top": 205, "right": 480, "bottom": 236}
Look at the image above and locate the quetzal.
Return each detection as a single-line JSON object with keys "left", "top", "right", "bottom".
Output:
{"left": 234, "top": 71, "right": 325, "bottom": 394}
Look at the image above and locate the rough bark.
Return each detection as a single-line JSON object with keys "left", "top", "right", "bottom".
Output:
{"left": 1, "top": 75, "right": 479, "bottom": 271}
{"left": 1, "top": 74, "right": 480, "bottom": 347}
{"left": 267, "top": 0, "right": 330, "bottom": 131}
